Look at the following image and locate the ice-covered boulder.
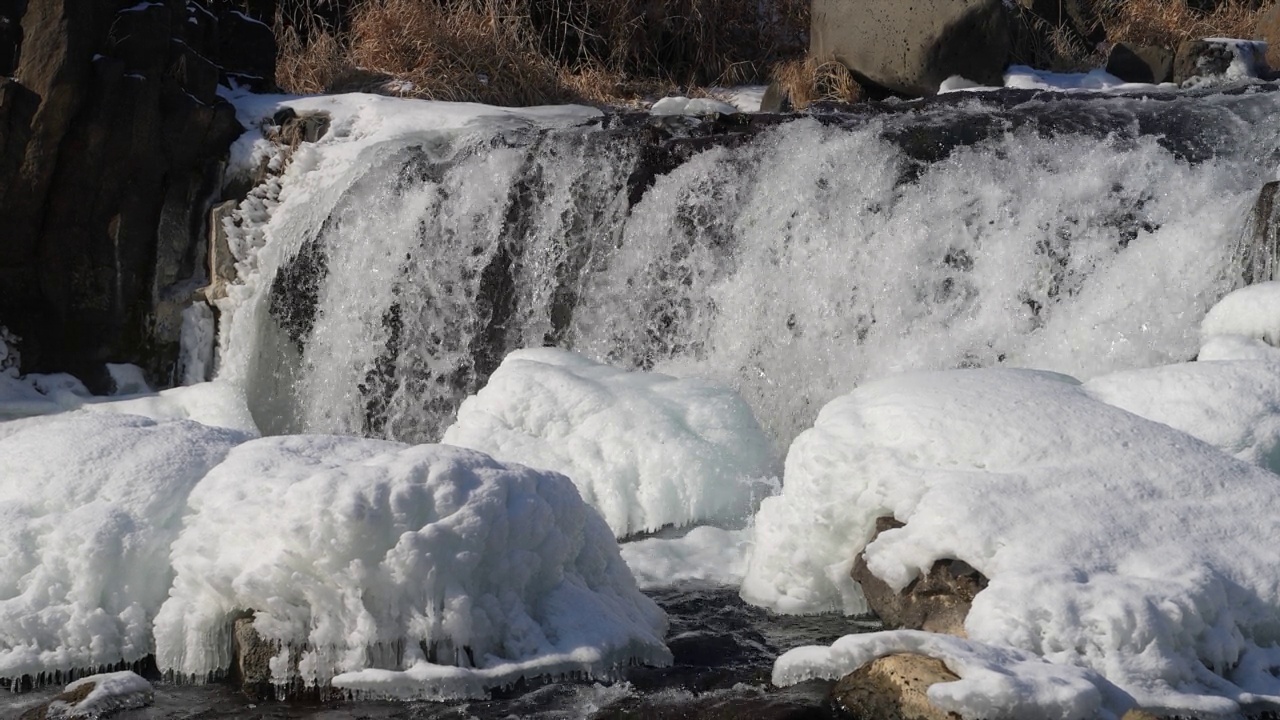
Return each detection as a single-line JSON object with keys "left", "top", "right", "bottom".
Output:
{"left": 154, "top": 436, "right": 670, "bottom": 698}
{"left": 0, "top": 413, "right": 249, "bottom": 680}
{"left": 441, "top": 349, "right": 779, "bottom": 538}
{"left": 749, "top": 368, "right": 1280, "bottom": 716}
{"left": 19, "top": 671, "right": 155, "bottom": 719}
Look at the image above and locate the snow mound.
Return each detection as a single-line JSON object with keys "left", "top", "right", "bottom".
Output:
{"left": 1202, "top": 281, "right": 1280, "bottom": 346}
{"left": 649, "top": 96, "right": 740, "bottom": 116}
{"left": 47, "top": 671, "right": 153, "bottom": 719}
{"left": 1199, "top": 333, "right": 1280, "bottom": 361}
{"left": 89, "top": 381, "right": 261, "bottom": 435}
{"left": 154, "top": 436, "right": 670, "bottom": 698}
{"left": 441, "top": 349, "right": 780, "bottom": 538}
{"left": 0, "top": 413, "right": 249, "bottom": 680}
{"left": 748, "top": 368, "right": 1280, "bottom": 715}
{"left": 775, "top": 631, "right": 1120, "bottom": 720}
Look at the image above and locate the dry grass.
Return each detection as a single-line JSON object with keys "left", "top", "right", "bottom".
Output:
{"left": 273, "top": 0, "right": 809, "bottom": 106}
{"left": 1097, "top": 0, "right": 1269, "bottom": 48}
{"left": 770, "top": 58, "right": 861, "bottom": 109}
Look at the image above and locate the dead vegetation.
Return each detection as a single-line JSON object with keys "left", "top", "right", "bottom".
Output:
{"left": 1096, "top": 0, "right": 1268, "bottom": 48}
{"left": 268, "top": 0, "right": 1278, "bottom": 109}
{"left": 273, "top": 0, "right": 809, "bottom": 106}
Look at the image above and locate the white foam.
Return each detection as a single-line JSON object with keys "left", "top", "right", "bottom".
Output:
{"left": 153, "top": 436, "right": 670, "bottom": 697}
{"left": 441, "top": 349, "right": 780, "bottom": 538}
{"left": 749, "top": 368, "right": 1280, "bottom": 715}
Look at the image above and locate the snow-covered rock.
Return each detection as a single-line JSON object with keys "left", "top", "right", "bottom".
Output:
{"left": 0, "top": 413, "right": 249, "bottom": 680}
{"left": 39, "top": 671, "right": 154, "bottom": 719}
{"left": 1201, "top": 280, "right": 1280, "bottom": 346}
{"left": 441, "top": 349, "right": 779, "bottom": 538}
{"left": 749, "top": 368, "right": 1280, "bottom": 716}
{"left": 153, "top": 436, "right": 670, "bottom": 698}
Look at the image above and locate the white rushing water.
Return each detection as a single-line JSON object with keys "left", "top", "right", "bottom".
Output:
{"left": 216, "top": 91, "right": 1280, "bottom": 451}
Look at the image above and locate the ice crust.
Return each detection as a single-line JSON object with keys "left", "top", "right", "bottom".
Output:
{"left": 752, "top": 367, "right": 1280, "bottom": 716}
{"left": 0, "top": 413, "right": 248, "bottom": 680}
{"left": 441, "top": 349, "right": 780, "bottom": 538}
{"left": 649, "top": 96, "right": 741, "bottom": 116}
{"left": 619, "top": 527, "right": 754, "bottom": 589}
{"left": 154, "top": 436, "right": 670, "bottom": 697}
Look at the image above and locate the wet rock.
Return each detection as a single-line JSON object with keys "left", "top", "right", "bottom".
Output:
{"left": 1239, "top": 180, "right": 1280, "bottom": 286}
{"left": 810, "top": 0, "right": 1012, "bottom": 97}
{"left": 232, "top": 615, "right": 277, "bottom": 700}
{"left": 1107, "top": 43, "right": 1175, "bottom": 84}
{"left": 204, "top": 200, "right": 239, "bottom": 302}
{"left": 832, "top": 653, "right": 961, "bottom": 720}
{"left": 851, "top": 517, "right": 988, "bottom": 637}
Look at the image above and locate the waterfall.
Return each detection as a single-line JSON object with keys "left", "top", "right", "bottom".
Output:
{"left": 217, "top": 90, "right": 1280, "bottom": 450}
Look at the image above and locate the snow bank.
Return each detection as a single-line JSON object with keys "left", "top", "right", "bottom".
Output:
{"left": 46, "top": 671, "right": 153, "bottom": 719}
{"left": 1201, "top": 280, "right": 1280, "bottom": 346}
{"left": 441, "top": 349, "right": 780, "bottom": 538}
{"left": 88, "top": 382, "right": 260, "bottom": 435}
{"left": 154, "top": 436, "right": 670, "bottom": 698}
{"left": 649, "top": 96, "right": 740, "bottom": 116}
{"left": 749, "top": 368, "right": 1280, "bottom": 716}
{"left": 0, "top": 413, "right": 248, "bottom": 680}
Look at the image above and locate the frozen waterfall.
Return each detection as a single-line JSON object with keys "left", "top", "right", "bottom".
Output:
{"left": 216, "top": 90, "right": 1280, "bottom": 449}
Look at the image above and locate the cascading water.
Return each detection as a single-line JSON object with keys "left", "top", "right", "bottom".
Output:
{"left": 218, "top": 89, "right": 1280, "bottom": 450}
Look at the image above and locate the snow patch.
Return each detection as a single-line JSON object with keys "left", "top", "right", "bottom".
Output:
{"left": 154, "top": 437, "right": 670, "bottom": 697}
{"left": 620, "top": 526, "right": 755, "bottom": 589}
{"left": 441, "top": 349, "right": 780, "bottom": 538}
{"left": 106, "top": 363, "right": 151, "bottom": 396}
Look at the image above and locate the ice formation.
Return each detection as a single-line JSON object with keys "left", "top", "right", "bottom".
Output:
{"left": 154, "top": 436, "right": 670, "bottom": 698}
{"left": 0, "top": 413, "right": 249, "bottom": 680}
{"left": 440, "top": 349, "right": 780, "bottom": 538}
{"left": 44, "top": 671, "right": 154, "bottom": 718}
{"left": 649, "top": 96, "right": 741, "bottom": 116}
{"left": 750, "top": 367, "right": 1280, "bottom": 715}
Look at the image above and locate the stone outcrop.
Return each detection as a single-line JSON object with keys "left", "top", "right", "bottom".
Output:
{"left": 1106, "top": 43, "right": 1175, "bottom": 84}
{"left": 833, "top": 653, "right": 961, "bottom": 720}
{"left": 0, "top": 0, "right": 272, "bottom": 390}
{"left": 810, "top": 0, "right": 1013, "bottom": 97}
{"left": 1259, "top": 4, "right": 1280, "bottom": 72}
{"left": 851, "top": 517, "right": 988, "bottom": 637}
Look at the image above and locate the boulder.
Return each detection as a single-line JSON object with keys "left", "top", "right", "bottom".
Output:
{"left": 832, "top": 653, "right": 961, "bottom": 720}
{"left": 1256, "top": 4, "right": 1280, "bottom": 73}
{"left": 1106, "top": 43, "right": 1174, "bottom": 84}
{"left": 810, "top": 0, "right": 1013, "bottom": 97}
{"left": 232, "top": 615, "right": 278, "bottom": 700}
{"left": 1173, "top": 38, "right": 1268, "bottom": 84}
{"left": 851, "top": 517, "right": 988, "bottom": 637}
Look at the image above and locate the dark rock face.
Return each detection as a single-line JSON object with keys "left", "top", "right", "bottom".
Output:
{"left": 1107, "top": 43, "right": 1175, "bottom": 84}
{"left": 851, "top": 517, "right": 988, "bottom": 637}
{"left": 0, "top": 0, "right": 271, "bottom": 389}
{"left": 810, "top": 0, "right": 1012, "bottom": 97}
